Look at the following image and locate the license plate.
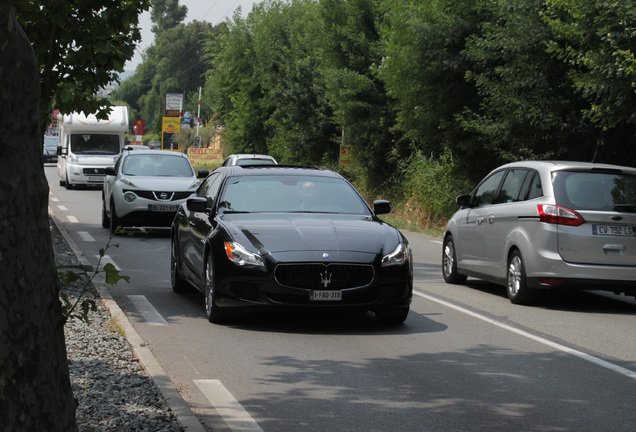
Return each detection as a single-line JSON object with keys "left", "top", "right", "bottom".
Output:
{"left": 310, "top": 290, "right": 342, "bottom": 301}
{"left": 88, "top": 175, "right": 104, "bottom": 181}
{"left": 593, "top": 225, "right": 634, "bottom": 236}
{"left": 148, "top": 204, "right": 178, "bottom": 212}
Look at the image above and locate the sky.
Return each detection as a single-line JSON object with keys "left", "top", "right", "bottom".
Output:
{"left": 125, "top": 0, "right": 260, "bottom": 71}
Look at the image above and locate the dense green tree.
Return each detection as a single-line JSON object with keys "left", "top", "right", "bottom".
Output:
{"left": 250, "top": 0, "right": 337, "bottom": 164}
{"left": 14, "top": 0, "right": 150, "bottom": 127}
{"left": 460, "top": 0, "right": 594, "bottom": 166}
{"left": 151, "top": 0, "right": 187, "bottom": 34}
{"left": 544, "top": 0, "right": 636, "bottom": 163}
{"left": 378, "top": 0, "right": 485, "bottom": 180}
{"left": 317, "top": 0, "right": 397, "bottom": 186}
{"left": 114, "top": 18, "right": 222, "bottom": 134}
{"left": 115, "top": 0, "right": 636, "bottom": 222}
{"left": 203, "top": 7, "right": 269, "bottom": 154}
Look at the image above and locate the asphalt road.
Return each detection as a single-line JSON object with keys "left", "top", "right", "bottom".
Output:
{"left": 45, "top": 165, "right": 636, "bottom": 432}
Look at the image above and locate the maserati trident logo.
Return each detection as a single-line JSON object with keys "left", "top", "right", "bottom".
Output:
{"left": 320, "top": 269, "right": 332, "bottom": 288}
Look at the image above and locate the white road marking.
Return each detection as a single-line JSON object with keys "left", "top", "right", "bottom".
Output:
{"left": 50, "top": 197, "right": 59, "bottom": 202}
{"left": 98, "top": 255, "right": 121, "bottom": 271}
{"left": 430, "top": 240, "right": 442, "bottom": 245}
{"left": 78, "top": 231, "right": 94, "bottom": 242}
{"left": 67, "top": 215, "right": 79, "bottom": 223}
{"left": 414, "top": 290, "right": 636, "bottom": 380}
{"left": 57, "top": 205, "right": 68, "bottom": 211}
{"left": 184, "top": 356, "right": 201, "bottom": 375}
{"left": 194, "top": 379, "right": 264, "bottom": 432}
{"left": 127, "top": 295, "right": 169, "bottom": 326}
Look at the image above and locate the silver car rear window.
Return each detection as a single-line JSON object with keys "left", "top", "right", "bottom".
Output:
{"left": 553, "top": 170, "right": 636, "bottom": 211}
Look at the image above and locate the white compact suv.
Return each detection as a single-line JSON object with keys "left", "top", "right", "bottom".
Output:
{"left": 102, "top": 149, "right": 208, "bottom": 233}
{"left": 442, "top": 161, "right": 636, "bottom": 304}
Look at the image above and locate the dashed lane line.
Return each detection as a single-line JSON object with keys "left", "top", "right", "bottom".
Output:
{"left": 78, "top": 231, "right": 95, "bottom": 242}
{"left": 127, "top": 295, "right": 169, "bottom": 326}
{"left": 97, "top": 255, "right": 120, "bottom": 271}
{"left": 194, "top": 379, "right": 264, "bottom": 432}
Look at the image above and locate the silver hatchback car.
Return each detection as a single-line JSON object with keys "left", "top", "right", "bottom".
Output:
{"left": 442, "top": 161, "right": 636, "bottom": 304}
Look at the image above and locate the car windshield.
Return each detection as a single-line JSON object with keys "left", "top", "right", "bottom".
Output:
{"left": 553, "top": 170, "right": 636, "bottom": 211}
{"left": 70, "top": 134, "right": 120, "bottom": 155}
{"left": 44, "top": 137, "right": 57, "bottom": 147}
{"left": 122, "top": 154, "right": 194, "bottom": 177}
{"left": 218, "top": 175, "right": 370, "bottom": 214}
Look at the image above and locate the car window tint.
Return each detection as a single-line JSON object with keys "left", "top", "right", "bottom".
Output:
{"left": 235, "top": 159, "right": 276, "bottom": 166}
{"left": 195, "top": 173, "right": 218, "bottom": 198}
{"left": 154, "top": 155, "right": 194, "bottom": 177}
{"left": 553, "top": 171, "right": 636, "bottom": 210}
{"left": 219, "top": 175, "right": 370, "bottom": 214}
{"left": 70, "top": 134, "right": 119, "bottom": 155}
{"left": 494, "top": 169, "right": 531, "bottom": 203}
{"left": 525, "top": 172, "right": 543, "bottom": 200}
{"left": 205, "top": 174, "right": 223, "bottom": 207}
{"left": 122, "top": 154, "right": 193, "bottom": 177}
{"left": 472, "top": 170, "right": 506, "bottom": 207}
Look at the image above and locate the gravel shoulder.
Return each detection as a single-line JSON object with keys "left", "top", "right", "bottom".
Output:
{"left": 52, "top": 218, "right": 186, "bottom": 432}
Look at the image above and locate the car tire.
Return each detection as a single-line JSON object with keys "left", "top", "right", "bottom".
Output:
{"left": 205, "top": 254, "right": 225, "bottom": 323}
{"left": 375, "top": 307, "right": 409, "bottom": 325}
{"left": 101, "top": 196, "right": 110, "bottom": 229}
{"left": 59, "top": 178, "right": 65, "bottom": 187}
{"left": 109, "top": 199, "right": 122, "bottom": 235}
{"left": 506, "top": 250, "right": 536, "bottom": 305}
{"left": 171, "top": 235, "right": 189, "bottom": 293}
{"left": 442, "top": 235, "right": 467, "bottom": 284}
{"left": 64, "top": 176, "right": 72, "bottom": 190}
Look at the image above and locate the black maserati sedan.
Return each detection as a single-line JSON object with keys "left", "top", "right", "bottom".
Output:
{"left": 170, "top": 165, "right": 413, "bottom": 324}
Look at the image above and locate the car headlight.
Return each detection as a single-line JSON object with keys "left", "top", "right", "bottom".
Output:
{"left": 224, "top": 241, "right": 264, "bottom": 267}
{"left": 69, "top": 154, "right": 79, "bottom": 163}
{"left": 381, "top": 242, "right": 409, "bottom": 267}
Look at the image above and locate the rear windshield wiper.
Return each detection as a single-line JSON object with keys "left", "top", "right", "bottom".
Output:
{"left": 614, "top": 204, "right": 636, "bottom": 213}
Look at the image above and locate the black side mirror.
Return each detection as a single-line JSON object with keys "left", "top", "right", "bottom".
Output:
{"left": 197, "top": 169, "right": 209, "bottom": 178}
{"left": 104, "top": 166, "right": 116, "bottom": 176}
{"left": 186, "top": 197, "right": 209, "bottom": 213}
{"left": 373, "top": 200, "right": 392, "bottom": 215}
{"left": 456, "top": 194, "right": 471, "bottom": 208}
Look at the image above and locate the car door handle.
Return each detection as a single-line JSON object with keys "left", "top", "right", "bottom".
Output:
{"left": 476, "top": 217, "right": 483, "bottom": 225}
{"left": 487, "top": 215, "right": 495, "bottom": 224}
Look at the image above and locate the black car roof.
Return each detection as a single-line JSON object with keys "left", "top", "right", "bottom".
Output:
{"left": 214, "top": 165, "right": 342, "bottom": 179}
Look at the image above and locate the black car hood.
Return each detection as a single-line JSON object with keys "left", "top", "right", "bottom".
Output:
{"left": 219, "top": 213, "right": 402, "bottom": 261}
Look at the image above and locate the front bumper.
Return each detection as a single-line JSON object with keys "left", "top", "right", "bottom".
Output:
{"left": 214, "top": 263, "right": 413, "bottom": 312}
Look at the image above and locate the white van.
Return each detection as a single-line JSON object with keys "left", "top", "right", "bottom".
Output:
{"left": 57, "top": 106, "right": 129, "bottom": 189}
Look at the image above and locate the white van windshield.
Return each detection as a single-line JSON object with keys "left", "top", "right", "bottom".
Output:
{"left": 70, "top": 134, "right": 120, "bottom": 155}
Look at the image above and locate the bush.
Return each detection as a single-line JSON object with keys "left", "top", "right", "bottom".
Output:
{"left": 401, "top": 150, "right": 473, "bottom": 226}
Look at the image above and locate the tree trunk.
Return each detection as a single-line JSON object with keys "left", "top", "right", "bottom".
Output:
{"left": 0, "top": 3, "right": 78, "bottom": 431}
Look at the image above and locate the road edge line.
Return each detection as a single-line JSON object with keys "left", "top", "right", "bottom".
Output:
{"left": 414, "top": 290, "right": 636, "bottom": 380}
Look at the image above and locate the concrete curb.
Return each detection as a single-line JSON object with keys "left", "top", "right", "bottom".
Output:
{"left": 51, "top": 211, "right": 206, "bottom": 432}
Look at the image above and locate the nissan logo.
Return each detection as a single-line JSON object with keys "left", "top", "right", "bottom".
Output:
{"left": 160, "top": 192, "right": 168, "bottom": 200}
